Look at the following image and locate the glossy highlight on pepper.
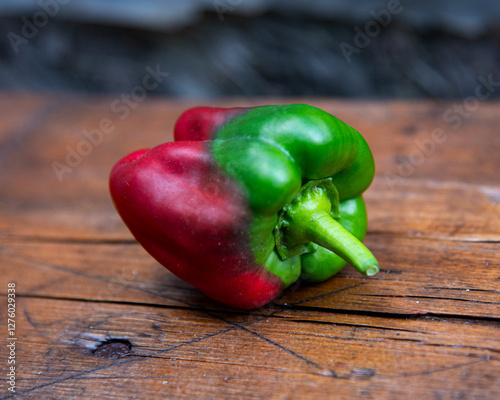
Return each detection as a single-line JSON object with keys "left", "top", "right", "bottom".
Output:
{"left": 109, "top": 104, "right": 379, "bottom": 309}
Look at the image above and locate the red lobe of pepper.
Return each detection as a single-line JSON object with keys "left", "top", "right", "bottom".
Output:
{"left": 109, "top": 141, "right": 283, "bottom": 309}
{"left": 174, "top": 107, "right": 244, "bottom": 141}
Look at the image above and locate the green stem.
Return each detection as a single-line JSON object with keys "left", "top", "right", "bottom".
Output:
{"left": 276, "top": 180, "right": 379, "bottom": 276}
{"left": 295, "top": 210, "right": 378, "bottom": 276}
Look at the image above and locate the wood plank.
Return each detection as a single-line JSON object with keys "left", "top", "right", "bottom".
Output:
{"left": 1, "top": 179, "right": 498, "bottom": 242}
{"left": 4, "top": 297, "right": 499, "bottom": 399}
{"left": 2, "top": 235, "right": 499, "bottom": 318}
{"left": 2, "top": 98, "right": 500, "bottom": 193}
{"left": 0, "top": 98, "right": 499, "bottom": 242}
{"left": 278, "top": 235, "right": 500, "bottom": 318}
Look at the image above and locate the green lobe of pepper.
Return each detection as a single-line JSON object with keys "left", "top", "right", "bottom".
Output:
{"left": 209, "top": 104, "right": 379, "bottom": 286}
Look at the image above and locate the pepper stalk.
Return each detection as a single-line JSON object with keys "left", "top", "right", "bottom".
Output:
{"left": 275, "top": 179, "right": 379, "bottom": 276}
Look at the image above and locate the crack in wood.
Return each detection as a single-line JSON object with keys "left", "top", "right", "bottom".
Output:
{"left": 1, "top": 235, "right": 139, "bottom": 245}
{"left": 219, "top": 317, "right": 338, "bottom": 378}
{"left": 4, "top": 230, "right": 500, "bottom": 244}
{"left": 423, "top": 286, "right": 499, "bottom": 293}
{"left": 361, "top": 293, "right": 500, "bottom": 305}
{"left": 283, "top": 318, "right": 423, "bottom": 333}
{"left": 366, "top": 231, "right": 500, "bottom": 244}
{"left": 286, "top": 304, "right": 500, "bottom": 323}
{"left": 6, "top": 292, "right": 500, "bottom": 325}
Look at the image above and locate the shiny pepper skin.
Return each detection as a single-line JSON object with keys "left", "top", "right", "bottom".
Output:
{"left": 110, "top": 104, "right": 378, "bottom": 309}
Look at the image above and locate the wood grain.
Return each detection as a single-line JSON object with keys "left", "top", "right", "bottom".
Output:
{"left": 5, "top": 297, "right": 499, "bottom": 399}
{"left": 1, "top": 236, "right": 499, "bottom": 318}
{"left": 1, "top": 95, "right": 499, "bottom": 399}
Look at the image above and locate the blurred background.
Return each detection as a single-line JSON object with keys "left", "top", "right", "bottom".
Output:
{"left": 0, "top": 0, "right": 499, "bottom": 98}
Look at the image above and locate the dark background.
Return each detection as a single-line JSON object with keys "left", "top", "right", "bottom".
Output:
{"left": 1, "top": 0, "right": 499, "bottom": 98}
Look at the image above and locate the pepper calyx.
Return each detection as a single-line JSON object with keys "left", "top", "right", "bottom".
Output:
{"left": 275, "top": 178, "right": 379, "bottom": 276}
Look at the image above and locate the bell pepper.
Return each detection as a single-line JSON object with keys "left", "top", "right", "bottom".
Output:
{"left": 109, "top": 104, "right": 378, "bottom": 309}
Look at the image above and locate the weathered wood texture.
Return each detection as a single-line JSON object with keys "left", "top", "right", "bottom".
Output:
{"left": 1, "top": 93, "right": 499, "bottom": 399}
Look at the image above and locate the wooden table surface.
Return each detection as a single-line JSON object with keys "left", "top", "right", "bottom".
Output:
{"left": 1, "top": 93, "right": 499, "bottom": 399}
